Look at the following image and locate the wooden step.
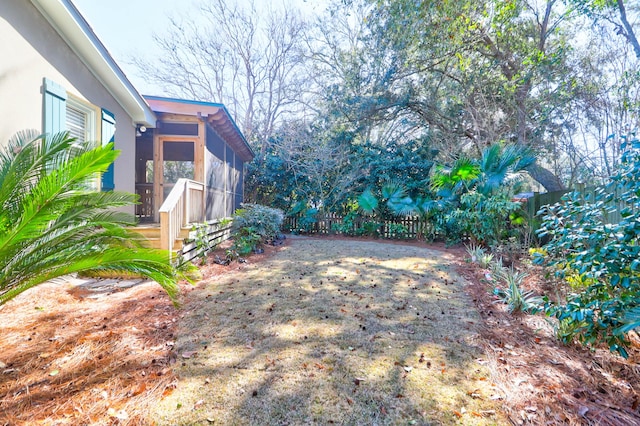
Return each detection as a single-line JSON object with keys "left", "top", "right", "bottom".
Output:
{"left": 128, "top": 225, "right": 189, "bottom": 250}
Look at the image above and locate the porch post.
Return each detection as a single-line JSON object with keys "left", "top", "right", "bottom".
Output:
{"left": 153, "top": 132, "right": 163, "bottom": 222}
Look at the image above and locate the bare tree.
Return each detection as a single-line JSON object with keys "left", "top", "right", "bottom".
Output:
{"left": 133, "top": 0, "right": 308, "bottom": 153}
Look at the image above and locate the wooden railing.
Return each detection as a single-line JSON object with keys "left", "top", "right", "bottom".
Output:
{"left": 135, "top": 183, "right": 154, "bottom": 221}
{"left": 180, "top": 218, "right": 233, "bottom": 263}
{"left": 158, "top": 178, "right": 205, "bottom": 257}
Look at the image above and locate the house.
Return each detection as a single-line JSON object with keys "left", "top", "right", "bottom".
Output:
{"left": 0, "top": 0, "right": 253, "bottom": 253}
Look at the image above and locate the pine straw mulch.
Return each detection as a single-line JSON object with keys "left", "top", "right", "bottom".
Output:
{"left": 0, "top": 243, "right": 280, "bottom": 426}
{"left": 0, "top": 236, "right": 639, "bottom": 425}
{"left": 454, "top": 254, "right": 640, "bottom": 426}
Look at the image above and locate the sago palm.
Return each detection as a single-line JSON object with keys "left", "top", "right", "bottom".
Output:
{"left": 0, "top": 131, "right": 185, "bottom": 306}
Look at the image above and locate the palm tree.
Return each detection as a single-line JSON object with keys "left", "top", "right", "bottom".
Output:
{"left": 430, "top": 144, "right": 536, "bottom": 198}
{"left": 476, "top": 144, "right": 535, "bottom": 195}
{"left": 0, "top": 131, "right": 187, "bottom": 306}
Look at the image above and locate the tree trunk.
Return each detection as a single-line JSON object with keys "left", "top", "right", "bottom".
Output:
{"left": 526, "top": 163, "right": 565, "bottom": 192}
{"left": 617, "top": 0, "right": 640, "bottom": 58}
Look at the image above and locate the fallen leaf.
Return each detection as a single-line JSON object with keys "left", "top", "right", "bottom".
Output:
{"left": 128, "top": 382, "right": 147, "bottom": 397}
{"left": 49, "top": 369, "right": 59, "bottom": 376}
{"left": 346, "top": 397, "right": 353, "bottom": 405}
{"left": 182, "top": 351, "right": 197, "bottom": 359}
{"left": 314, "top": 363, "right": 325, "bottom": 370}
{"left": 193, "top": 399, "right": 204, "bottom": 410}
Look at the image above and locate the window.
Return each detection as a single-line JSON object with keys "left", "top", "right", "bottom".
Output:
{"left": 66, "top": 96, "right": 97, "bottom": 143}
{"left": 43, "top": 78, "right": 116, "bottom": 191}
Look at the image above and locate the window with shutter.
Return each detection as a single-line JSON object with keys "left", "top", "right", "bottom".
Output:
{"left": 66, "top": 97, "right": 96, "bottom": 143}
{"left": 43, "top": 78, "right": 67, "bottom": 135}
{"left": 66, "top": 104, "right": 86, "bottom": 143}
{"left": 101, "top": 109, "right": 116, "bottom": 191}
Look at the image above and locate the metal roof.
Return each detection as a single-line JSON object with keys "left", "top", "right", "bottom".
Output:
{"left": 145, "top": 96, "right": 254, "bottom": 162}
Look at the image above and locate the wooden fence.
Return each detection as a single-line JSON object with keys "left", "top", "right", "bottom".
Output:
{"left": 526, "top": 183, "right": 635, "bottom": 226}
{"left": 284, "top": 214, "right": 430, "bottom": 239}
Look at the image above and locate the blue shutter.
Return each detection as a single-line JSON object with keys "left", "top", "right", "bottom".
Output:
{"left": 101, "top": 109, "right": 116, "bottom": 191}
{"left": 42, "top": 78, "right": 67, "bottom": 135}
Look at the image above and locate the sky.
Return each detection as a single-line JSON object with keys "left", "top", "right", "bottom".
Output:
{"left": 72, "top": 0, "right": 329, "bottom": 96}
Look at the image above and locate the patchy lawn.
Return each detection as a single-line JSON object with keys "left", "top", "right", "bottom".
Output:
{"left": 152, "top": 237, "right": 504, "bottom": 425}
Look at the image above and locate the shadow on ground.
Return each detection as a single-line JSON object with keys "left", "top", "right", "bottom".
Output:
{"left": 153, "top": 237, "right": 505, "bottom": 425}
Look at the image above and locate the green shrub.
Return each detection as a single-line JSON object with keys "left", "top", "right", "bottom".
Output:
{"left": 0, "top": 131, "right": 186, "bottom": 306}
{"left": 287, "top": 201, "right": 317, "bottom": 233}
{"left": 356, "top": 221, "right": 381, "bottom": 237}
{"left": 331, "top": 210, "right": 359, "bottom": 236}
{"left": 231, "top": 204, "right": 284, "bottom": 254}
{"left": 447, "top": 190, "right": 525, "bottom": 248}
{"left": 231, "top": 226, "right": 262, "bottom": 255}
{"left": 385, "top": 222, "right": 409, "bottom": 239}
{"left": 535, "top": 137, "right": 640, "bottom": 357}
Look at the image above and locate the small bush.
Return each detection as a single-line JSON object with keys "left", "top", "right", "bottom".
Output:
{"left": 356, "top": 221, "right": 381, "bottom": 237}
{"left": 231, "top": 204, "right": 284, "bottom": 254}
{"left": 492, "top": 266, "right": 542, "bottom": 314}
{"left": 385, "top": 223, "right": 409, "bottom": 239}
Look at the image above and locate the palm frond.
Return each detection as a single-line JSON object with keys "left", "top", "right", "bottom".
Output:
{"left": 0, "top": 132, "right": 184, "bottom": 307}
{"left": 358, "top": 188, "right": 379, "bottom": 215}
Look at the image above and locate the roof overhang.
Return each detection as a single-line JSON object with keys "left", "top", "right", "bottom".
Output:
{"left": 29, "top": 0, "right": 156, "bottom": 127}
{"left": 145, "top": 96, "right": 255, "bottom": 162}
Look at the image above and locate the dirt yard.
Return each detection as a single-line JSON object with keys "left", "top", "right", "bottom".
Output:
{"left": 1, "top": 236, "right": 639, "bottom": 425}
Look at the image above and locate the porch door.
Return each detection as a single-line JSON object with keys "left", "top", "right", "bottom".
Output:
{"left": 153, "top": 133, "right": 205, "bottom": 221}
{"left": 161, "top": 140, "right": 195, "bottom": 199}
{"left": 153, "top": 138, "right": 197, "bottom": 219}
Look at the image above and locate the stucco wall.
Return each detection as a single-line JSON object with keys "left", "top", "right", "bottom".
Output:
{"left": 0, "top": 0, "right": 137, "bottom": 204}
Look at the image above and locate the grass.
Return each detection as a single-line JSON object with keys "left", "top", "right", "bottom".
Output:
{"left": 152, "top": 237, "right": 505, "bottom": 425}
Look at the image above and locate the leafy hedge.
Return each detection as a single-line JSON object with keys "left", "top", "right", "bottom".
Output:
{"left": 535, "top": 137, "right": 640, "bottom": 357}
